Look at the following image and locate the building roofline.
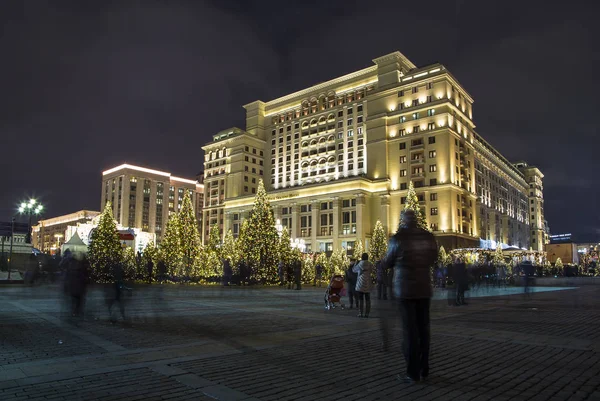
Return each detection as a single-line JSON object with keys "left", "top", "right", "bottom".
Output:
{"left": 102, "top": 163, "right": 201, "bottom": 186}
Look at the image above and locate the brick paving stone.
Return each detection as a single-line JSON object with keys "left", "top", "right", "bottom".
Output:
{"left": 2, "top": 285, "right": 600, "bottom": 400}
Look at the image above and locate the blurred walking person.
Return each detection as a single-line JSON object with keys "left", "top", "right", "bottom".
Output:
{"left": 522, "top": 260, "right": 535, "bottom": 299}
{"left": 381, "top": 210, "right": 438, "bottom": 383}
{"left": 314, "top": 257, "right": 323, "bottom": 287}
{"left": 294, "top": 258, "right": 302, "bottom": 290}
{"left": 345, "top": 259, "right": 359, "bottom": 309}
{"left": 107, "top": 263, "right": 127, "bottom": 323}
{"left": 223, "top": 258, "right": 233, "bottom": 286}
{"left": 353, "top": 253, "right": 374, "bottom": 318}
{"left": 376, "top": 260, "right": 388, "bottom": 300}
{"left": 454, "top": 257, "right": 468, "bottom": 306}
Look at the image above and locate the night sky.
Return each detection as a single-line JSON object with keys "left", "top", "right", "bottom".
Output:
{"left": 1, "top": 0, "right": 598, "bottom": 241}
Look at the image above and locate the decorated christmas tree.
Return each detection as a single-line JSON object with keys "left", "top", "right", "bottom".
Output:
{"left": 316, "top": 252, "right": 330, "bottom": 280}
{"left": 555, "top": 257, "right": 563, "bottom": 269}
{"left": 205, "top": 224, "right": 223, "bottom": 279}
{"left": 438, "top": 245, "right": 449, "bottom": 266}
{"left": 88, "top": 202, "right": 123, "bottom": 282}
{"left": 329, "top": 248, "right": 349, "bottom": 275}
{"left": 160, "top": 213, "right": 183, "bottom": 278}
{"left": 178, "top": 191, "right": 202, "bottom": 278}
{"left": 142, "top": 242, "right": 158, "bottom": 281}
{"left": 221, "top": 229, "right": 239, "bottom": 269}
{"left": 278, "top": 226, "right": 293, "bottom": 267}
{"left": 369, "top": 220, "right": 388, "bottom": 263}
{"left": 301, "top": 253, "right": 315, "bottom": 284}
{"left": 352, "top": 240, "right": 364, "bottom": 261}
{"left": 243, "top": 180, "right": 279, "bottom": 283}
{"left": 403, "top": 181, "right": 429, "bottom": 231}
{"left": 122, "top": 246, "right": 137, "bottom": 281}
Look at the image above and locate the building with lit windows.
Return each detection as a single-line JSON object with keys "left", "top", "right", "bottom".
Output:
{"left": 201, "top": 51, "right": 546, "bottom": 252}
{"left": 32, "top": 210, "right": 100, "bottom": 254}
{"left": 101, "top": 164, "right": 204, "bottom": 243}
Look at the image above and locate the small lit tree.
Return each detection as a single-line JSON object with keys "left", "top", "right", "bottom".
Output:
{"left": 403, "top": 181, "right": 429, "bottom": 231}
{"left": 316, "top": 252, "right": 331, "bottom": 280}
{"left": 160, "top": 213, "right": 183, "bottom": 278}
{"left": 301, "top": 254, "right": 315, "bottom": 284}
{"left": 243, "top": 180, "right": 279, "bottom": 283}
{"left": 122, "top": 247, "right": 137, "bottom": 281}
{"left": 352, "top": 240, "right": 364, "bottom": 261}
{"left": 555, "top": 257, "right": 563, "bottom": 270}
{"left": 369, "top": 220, "right": 388, "bottom": 263}
{"left": 221, "top": 229, "right": 239, "bottom": 268}
{"left": 179, "top": 191, "right": 202, "bottom": 278}
{"left": 329, "top": 248, "right": 349, "bottom": 275}
{"left": 206, "top": 224, "right": 223, "bottom": 279}
{"left": 88, "top": 202, "right": 123, "bottom": 282}
{"left": 141, "top": 242, "right": 158, "bottom": 282}
{"left": 278, "top": 226, "right": 293, "bottom": 267}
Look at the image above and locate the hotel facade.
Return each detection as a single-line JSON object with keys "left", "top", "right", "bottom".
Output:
{"left": 101, "top": 164, "right": 204, "bottom": 243}
{"left": 201, "top": 51, "right": 547, "bottom": 252}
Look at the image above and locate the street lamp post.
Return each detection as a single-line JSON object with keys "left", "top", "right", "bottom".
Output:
{"left": 18, "top": 199, "right": 43, "bottom": 244}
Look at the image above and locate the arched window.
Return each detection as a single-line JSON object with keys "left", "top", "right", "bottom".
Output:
{"left": 327, "top": 113, "right": 335, "bottom": 122}
{"left": 310, "top": 119, "right": 317, "bottom": 127}
{"left": 301, "top": 141, "right": 308, "bottom": 147}
{"left": 318, "top": 116, "right": 326, "bottom": 125}
{"left": 310, "top": 160, "right": 317, "bottom": 167}
{"left": 319, "top": 137, "right": 326, "bottom": 144}
{"left": 302, "top": 121, "right": 309, "bottom": 130}
{"left": 327, "top": 135, "right": 335, "bottom": 142}
{"left": 310, "top": 139, "right": 317, "bottom": 146}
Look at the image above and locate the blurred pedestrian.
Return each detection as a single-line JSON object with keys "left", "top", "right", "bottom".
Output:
{"left": 146, "top": 258, "right": 154, "bottom": 284}
{"left": 522, "top": 260, "right": 535, "bottom": 299}
{"left": 278, "top": 260, "right": 285, "bottom": 286}
{"left": 376, "top": 260, "right": 388, "bottom": 300}
{"left": 294, "top": 258, "right": 302, "bottom": 290}
{"left": 353, "top": 253, "right": 374, "bottom": 318}
{"left": 454, "top": 257, "right": 468, "bottom": 306}
{"left": 381, "top": 209, "right": 438, "bottom": 384}
{"left": 107, "top": 263, "right": 127, "bottom": 323}
{"left": 286, "top": 260, "right": 294, "bottom": 289}
{"left": 223, "top": 258, "right": 233, "bottom": 286}
{"left": 345, "top": 259, "right": 359, "bottom": 309}
{"left": 314, "top": 258, "right": 323, "bottom": 287}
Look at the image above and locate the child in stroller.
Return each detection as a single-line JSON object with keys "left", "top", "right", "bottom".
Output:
{"left": 324, "top": 274, "right": 346, "bottom": 310}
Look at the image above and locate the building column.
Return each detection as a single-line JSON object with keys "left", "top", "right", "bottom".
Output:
{"left": 290, "top": 202, "right": 299, "bottom": 239}
{"left": 223, "top": 211, "right": 233, "bottom": 238}
{"left": 332, "top": 197, "right": 340, "bottom": 250}
{"left": 356, "top": 193, "right": 366, "bottom": 246}
{"left": 380, "top": 194, "right": 390, "bottom": 236}
{"left": 311, "top": 200, "right": 319, "bottom": 252}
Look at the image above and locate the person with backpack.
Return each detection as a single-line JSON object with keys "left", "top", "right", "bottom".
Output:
{"left": 382, "top": 209, "right": 438, "bottom": 384}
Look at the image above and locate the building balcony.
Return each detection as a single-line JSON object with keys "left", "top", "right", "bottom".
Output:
{"left": 410, "top": 143, "right": 424, "bottom": 150}
{"left": 410, "top": 158, "right": 425, "bottom": 165}
{"left": 411, "top": 172, "right": 425, "bottom": 178}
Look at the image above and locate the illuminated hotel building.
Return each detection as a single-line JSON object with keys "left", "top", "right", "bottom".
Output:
{"left": 101, "top": 164, "right": 204, "bottom": 242}
{"left": 201, "top": 51, "right": 546, "bottom": 252}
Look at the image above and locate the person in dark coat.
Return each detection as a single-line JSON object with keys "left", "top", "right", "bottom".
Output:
{"left": 293, "top": 259, "right": 302, "bottom": 290}
{"left": 107, "top": 263, "right": 126, "bottom": 323}
{"left": 376, "top": 260, "right": 388, "bottom": 300}
{"left": 223, "top": 258, "right": 232, "bottom": 286}
{"left": 314, "top": 258, "right": 323, "bottom": 287}
{"left": 381, "top": 209, "right": 438, "bottom": 383}
{"left": 286, "top": 261, "right": 294, "bottom": 289}
{"left": 146, "top": 259, "right": 154, "bottom": 284}
{"left": 522, "top": 260, "right": 535, "bottom": 298}
{"left": 278, "top": 260, "right": 285, "bottom": 286}
{"left": 453, "top": 258, "right": 468, "bottom": 306}
{"left": 345, "top": 259, "right": 359, "bottom": 309}
{"left": 157, "top": 260, "right": 166, "bottom": 283}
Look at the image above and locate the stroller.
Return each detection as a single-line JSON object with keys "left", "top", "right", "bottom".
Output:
{"left": 324, "top": 274, "right": 346, "bottom": 310}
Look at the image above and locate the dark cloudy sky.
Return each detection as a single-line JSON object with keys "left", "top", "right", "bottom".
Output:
{"left": 1, "top": 0, "right": 598, "bottom": 241}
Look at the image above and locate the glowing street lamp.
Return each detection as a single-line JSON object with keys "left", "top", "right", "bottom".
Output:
{"left": 17, "top": 199, "right": 44, "bottom": 244}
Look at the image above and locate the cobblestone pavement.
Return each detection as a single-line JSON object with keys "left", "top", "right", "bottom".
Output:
{"left": 1, "top": 283, "right": 600, "bottom": 400}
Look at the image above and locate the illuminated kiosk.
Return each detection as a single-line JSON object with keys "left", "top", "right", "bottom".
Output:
{"left": 64, "top": 214, "right": 156, "bottom": 254}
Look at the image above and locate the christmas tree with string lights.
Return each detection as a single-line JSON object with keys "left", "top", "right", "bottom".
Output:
{"left": 278, "top": 226, "right": 292, "bottom": 266}
{"left": 160, "top": 213, "right": 183, "bottom": 278}
{"left": 221, "top": 229, "right": 239, "bottom": 270}
{"left": 179, "top": 191, "right": 202, "bottom": 278}
{"left": 242, "top": 180, "right": 280, "bottom": 283}
{"left": 316, "top": 252, "right": 331, "bottom": 280}
{"left": 88, "top": 202, "right": 123, "bottom": 282}
{"left": 438, "top": 245, "right": 450, "bottom": 266}
{"left": 352, "top": 240, "right": 365, "bottom": 261}
{"left": 403, "top": 180, "right": 429, "bottom": 231}
{"left": 142, "top": 242, "right": 158, "bottom": 282}
{"left": 329, "top": 248, "right": 349, "bottom": 275}
{"left": 122, "top": 246, "right": 137, "bottom": 281}
{"left": 301, "top": 253, "right": 315, "bottom": 284}
{"left": 205, "top": 224, "right": 223, "bottom": 279}
{"left": 369, "top": 220, "right": 388, "bottom": 263}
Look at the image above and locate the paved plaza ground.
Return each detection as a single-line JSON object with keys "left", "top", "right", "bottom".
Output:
{"left": 1, "top": 282, "right": 600, "bottom": 401}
